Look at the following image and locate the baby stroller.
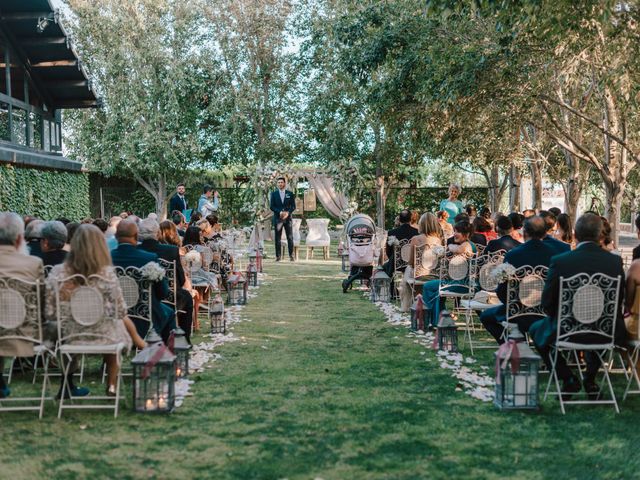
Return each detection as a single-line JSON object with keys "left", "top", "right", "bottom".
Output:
{"left": 341, "top": 214, "right": 379, "bottom": 293}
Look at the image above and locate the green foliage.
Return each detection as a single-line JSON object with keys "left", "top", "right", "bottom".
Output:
{"left": 0, "top": 164, "right": 89, "bottom": 220}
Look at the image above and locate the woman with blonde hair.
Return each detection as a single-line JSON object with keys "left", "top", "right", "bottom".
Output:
{"left": 399, "top": 212, "right": 444, "bottom": 312}
{"left": 45, "top": 224, "right": 146, "bottom": 396}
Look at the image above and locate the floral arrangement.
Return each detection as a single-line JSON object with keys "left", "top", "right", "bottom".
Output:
{"left": 490, "top": 263, "right": 516, "bottom": 284}
{"left": 431, "top": 245, "right": 446, "bottom": 257}
{"left": 184, "top": 250, "right": 202, "bottom": 270}
{"left": 141, "top": 261, "right": 166, "bottom": 282}
{"left": 387, "top": 235, "right": 399, "bottom": 247}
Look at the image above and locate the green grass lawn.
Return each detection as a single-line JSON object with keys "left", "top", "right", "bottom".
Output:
{"left": 2, "top": 255, "right": 640, "bottom": 479}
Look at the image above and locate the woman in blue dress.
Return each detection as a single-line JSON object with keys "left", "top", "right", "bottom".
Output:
{"left": 421, "top": 220, "right": 476, "bottom": 327}
{"left": 439, "top": 184, "right": 464, "bottom": 225}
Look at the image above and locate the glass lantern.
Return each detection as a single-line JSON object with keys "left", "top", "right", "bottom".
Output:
{"left": 131, "top": 342, "right": 176, "bottom": 414}
{"left": 172, "top": 327, "right": 190, "bottom": 378}
{"left": 370, "top": 267, "right": 391, "bottom": 303}
{"left": 247, "top": 263, "right": 258, "bottom": 287}
{"left": 494, "top": 326, "right": 541, "bottom": 410}
{"left": 210, "top": 296, "right": 226, "bottom": 334}
{"left": 227, "top": 272, "right": 247, "bottom": 305}
{"left": 436, "top": 310, "right": 458, "bottom": 352}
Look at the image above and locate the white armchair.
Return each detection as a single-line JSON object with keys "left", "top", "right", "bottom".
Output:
{"left": 305, "top": 218, "right": 331, "bottom": 260}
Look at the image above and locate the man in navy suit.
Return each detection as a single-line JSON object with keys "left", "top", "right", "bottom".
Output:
{"left": 169, "top": 183, "right": 189, "bottom": 216}
{"left": 139, "top": 218, "right": 194, "bottom": 343}
{"left": 480, "top": 216, "right": 557, "bottom": 344}
{"left": 269, "top": 176, "right": 296, "bottom": 261}
{"left": 485, "top": 216, "right": 521, "bottom": 254}
{"left": 529, "top": 213, "right": 628, "bottom": 396}
{"left": 110, "top": 220, "right": 176, "bottom": 342}
{"left": 539, "top": 210, "right": 571, "bottom": 255}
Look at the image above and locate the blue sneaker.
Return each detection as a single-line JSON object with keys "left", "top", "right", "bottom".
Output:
{"left": 0, "top": 385, "right": 10, "bottom": 398}
{"left": 57, "top": 385, "right": 90, "bottom": 400}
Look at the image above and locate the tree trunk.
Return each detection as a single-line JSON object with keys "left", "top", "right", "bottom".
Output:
{"left": 562, "top": 176, "right": 581, "bottom": 226}
{"left": 529, "top": 159, "right": 543, "bottom": 211}
{"left": 483, "top": 165, "right": 508, "bottom": 213}
{"left": 509, "top": 164, "right": 521, "bottom": 212}
{"left": 603, "top": 177, "right": 624, "bottom": 248}
{"left": 135, "top": 174, "right": 168, "bottom": 220}
{"left": 373, "top": 125, "right": 385, "bottom": 230}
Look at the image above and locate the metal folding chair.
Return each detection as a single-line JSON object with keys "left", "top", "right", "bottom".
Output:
{"left": 0, "top": 277, "right": 53, "bottom": 419}
{"left": 544, "top": 272, "right": 622, "bottom": 414}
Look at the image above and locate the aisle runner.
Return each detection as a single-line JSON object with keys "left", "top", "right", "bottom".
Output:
{"left": 174, "top": 273, "right": 268, "bottom": 408}
{"left": 372, "top": 300, "right": 495, "bottom": 403}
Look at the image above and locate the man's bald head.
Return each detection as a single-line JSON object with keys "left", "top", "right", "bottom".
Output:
{"left": 115, "top": 219, "right": 138, "bottom": 245}
{"left": 523, "top": 216, "right": 547, "bottom": 241}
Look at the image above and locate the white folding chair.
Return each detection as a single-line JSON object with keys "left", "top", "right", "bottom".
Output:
{"left": 53, "top": 273, "right": 127, "bottom": 418}
{"left": 407, "top": 244, "right": 440, "bottom": 298}
{"left": 157, "top": 259, "right": 177, "bottom": 310}
{"left": 544, "top": 273, "right": 622, "bottom": 414}
{"left": 459, "top": 250, "right": 506, "bottom": 351}
{"left": 392, "top": 240, "right": 412, "bottom": 301}
{"left": 438, "top": 253, "right": 478, "bottom": 352}
{"left": 502, "top": 264, "right": 549, "bottom": 342}
{"left": 115, "top": 266, "right": 153, "bottom": 339}
{"left": 0, "top": 277, "right": 53, "bottom": 419}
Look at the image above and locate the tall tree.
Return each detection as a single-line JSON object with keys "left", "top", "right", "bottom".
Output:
{"left": 64, "top": 0, "right": 208, "bottom": 218}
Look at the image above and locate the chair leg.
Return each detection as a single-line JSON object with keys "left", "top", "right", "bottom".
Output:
{"left": 114, "top": 352, "right": 122, "bottom": 418}
{"left": 6, "top": 357, "right": 15, "bottom": 384}
{"left": 57, "top": 354, "right": 72, "bottom": 419}
{"left": 623, "top": 348, "right": 640, "bottom": 400}
{"left": 39, "top": 354, "right": 51, "bottom": 420}
{"left": 599, "top": 350, "right": 620, "bottom": 413}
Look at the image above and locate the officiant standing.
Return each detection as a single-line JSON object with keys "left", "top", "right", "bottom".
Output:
{"left": 270, "top": 176, "right": 296, "bottom": 262}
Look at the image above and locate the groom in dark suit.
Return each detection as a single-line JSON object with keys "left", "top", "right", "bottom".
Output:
{"left": 269, "top": 176, "right": 296, "bottom": 261}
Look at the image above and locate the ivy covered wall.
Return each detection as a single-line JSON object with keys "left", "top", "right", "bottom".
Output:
{"left": 0, "top": 164, "right": 90, "bottom": 220}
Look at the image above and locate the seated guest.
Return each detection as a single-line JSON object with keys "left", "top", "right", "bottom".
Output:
{"left": 549, "top": 206, "right": 562, "bottom": 218}
{"left": 522, "top": 208, "right": 536, "bottom": 218}
{"left": 539, "top": 210, "right": 570, "bottom": 255}
{"left": 625, "top": 255, "right": 640, "bottom": 341}
{"left": 383, "top": 209, "right": 419, "bottom": 276}
{"left": 105, "top": 216, "right": 121, "bottom": 250}
{"left": 553, "top": 213, "right": 574, "bottom": 246}
{"left": 632, "top": 214, "right": 640, "bottom": 261}
{"left": 479, "top": 206, "right": 492, "bottom": 221}
{"left": 485, "top": 216, "right": 521, "bottom": 254}
{"left": 110, "top": 220, "right": 176, "bottom": 341}
{"left": 188, "top": 211, "right": 202, "bottom": 228}
{"left": 480, "top": 216, "right": 556, "bottom": 344}
{"left": 64, "top": 222, "right": 80, "bottom": 252}
{"left": 172, "top": 211, "right": 187, "bottom": 237}
{"left": 399, "top": 213, "right": 443, "bottom": 312}
{"left": 25, "top": 219, "right": 45, "bottom": 257}
{"left": 437, "top": 210, "right": 454, "bottom": 238}
{"left": 0, "top": 212, "right": 45, "bottom": 398}
{"left": 410, "top": 211, "right": 420, "bottom": 230}
{"left": 92, "top": 218, "right": 109, "bottom": 235}
{"left": 197, "top": 218, "right": 216, "bottom": 242}
{"left": 139, "top": 218, "right": 195, "bottom": 343}
{"left": 600, "top": 216, "right": 615, "bottom": 252}
{"left": 422, "top": 220, "right": 476, "bottom": 327}
{"left": 206, "top": 214, "right": 222, "bottom": 235}
{"left": 46, "top": 225, "right": 145, "bottom": 396}
{"left": 40, "top": 220, "right": 69, "bottom": 267}
{"left": 509, "top": 212, "right": 524, "bottom": 242}
{"left": 529, "top": 213, "right": 628, "bottom": 397}
{"left": 472, "top": 216, "right": 497, "bottom": 243}
{"left": 182, "top": 226, "right": 219, "bottom": 287}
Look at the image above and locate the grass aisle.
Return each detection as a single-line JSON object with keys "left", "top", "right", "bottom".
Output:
{"left": 2, "top": 257, "right": 640, "bottom": 479}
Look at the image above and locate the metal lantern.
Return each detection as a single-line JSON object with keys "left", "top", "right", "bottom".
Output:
{"left": 257, "top": 246, "right": 264, "bottom": 272}
{"left": 494, "top": 326, "right": 541, "bottom": 410}
{"left": 227, "top": 272, "right": 247, "bottom": 305}
{"left": 436, "top": 310, "right": 458, "bottom": 352}
{"left": 145, "top": 328, "right": 163, "bottom": 346}
{"left": 131, "top": 342, "right": 176, "bottom": 414}
{"left": 410, "top": 295, "right": 426, "bottom": 332}
{"left": 247, "top": 263, "right": 258, "bottom": 287}
{"left": 172, "top": 328, "right": 190, "bottom": 378}
{"left": 210, "top": 296, "right": 226, "bottom": 334}
{"left": 370, "top": 267, "right": 392, "bottom": 303}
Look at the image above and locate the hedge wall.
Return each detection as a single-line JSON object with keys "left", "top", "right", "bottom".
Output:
{"left": 0, "top": 164, "right": 90, "bottom": 220}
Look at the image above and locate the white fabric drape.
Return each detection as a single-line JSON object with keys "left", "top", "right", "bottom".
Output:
{"left": 307, "top": 174, "right": 349, "bottom": 220}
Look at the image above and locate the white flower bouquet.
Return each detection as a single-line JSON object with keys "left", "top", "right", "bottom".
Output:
{"left": 431, "top": 245, "right": 446, "bottom": 257}
{"left": 141, "top": 261, "right": 166, "bottom": 282}
{"left": 184, "top": 250, "right": 202, "bottom": 270}
{"left": 490, "top": 263, "right": 516, "bottom": 284}
{"left": 387, "top": 235, "right": 399, "bottom": 247}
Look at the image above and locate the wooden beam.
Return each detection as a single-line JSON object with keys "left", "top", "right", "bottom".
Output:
{"left": 31, "top": 60, "right": 77, "bottom": 68}
{"left": 1, "top": 12, "right": 53, "bottom": 21}
{"left": 45, "top": 80, "right": 89, "bottom": 89}
{"left": 19, "top": 37, "right": 67, "bottom": 46}
{"left": 53, "top": 99, "right": 100, "bottom": 109}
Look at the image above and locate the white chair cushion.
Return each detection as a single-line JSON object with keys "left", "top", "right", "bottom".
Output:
{"left": 460, "top": 299, "right": 503, "bottom": 311}
{"left": 59, "top": 343, "right": 125, "bottom": 355}
{"left": 305, "top": 219, "right": 330, "bottom": 247}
